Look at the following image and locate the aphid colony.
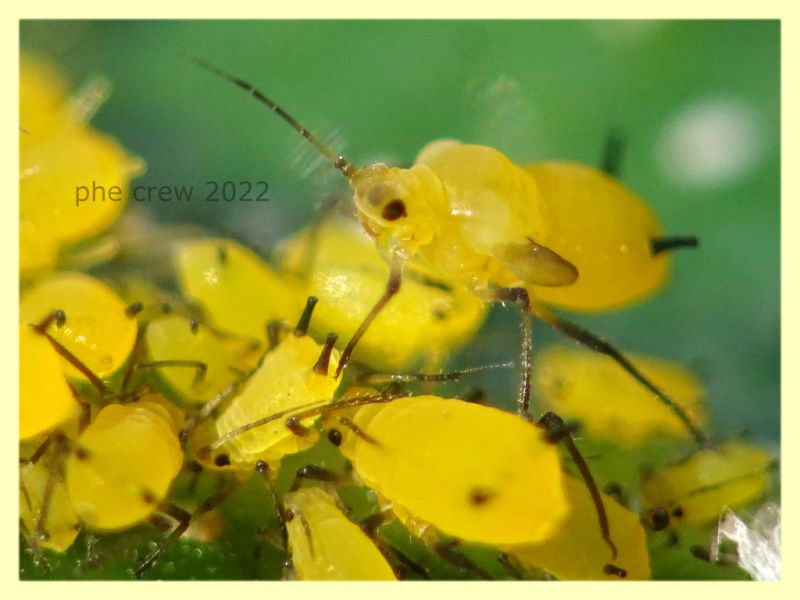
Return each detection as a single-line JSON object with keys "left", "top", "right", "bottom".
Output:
{"left": 19, "top": 55, "right": 776, "bottom": 580}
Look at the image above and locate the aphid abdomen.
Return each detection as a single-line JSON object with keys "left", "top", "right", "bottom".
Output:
{"left": 19, "top": 324, "right": 78, "bottom": 440}
{"left": 65, "top": 401, "right": 183, "bottom": 530}
{"left": 214, "top": 335, "right": 341, "bottom": 465}
{"left": 640, "top": 441, "right": 773, "bottom": 526}
{"left": 341, "top": 396, "right": 568, "bottom": 546}
{"left": 523, "top": 162, "right": 668, "bottom": 311}
{"left": 283, "top": 487, "right": 397, "bottom": 580}
{"left": 507, "top": 474, "right": 651, "bottom": 580}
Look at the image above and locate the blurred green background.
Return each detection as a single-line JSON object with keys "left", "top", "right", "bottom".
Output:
{"left": 20, "top": 20, "right": 780, "bottom": 579}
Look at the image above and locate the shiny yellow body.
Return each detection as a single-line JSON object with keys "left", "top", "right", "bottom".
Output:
{"left": 176, "top": 238, "right": 298, "bottom": 342}
{"left": 20, "top": 272, "right": 138, "bottom": 381}
{"left": 19, "top": 324, "right": 78, "bottom": 440}
{"left": 331, "top": 395, "right": 567, "bottom": 546}
{"left": 534, "top": 345, "right": 706, "bottom": 445}
{"left": 20, "top": 460, "right": 81, "bottom": 553}
{"left": 65, "top": 397, "right": 183, "bottom": 530}
{"left": 213, "top": 334, "right": 341, "bottom": 468}
{"left": 640, "top": 441, "right": 773, "bottom": 525}
{"left": 145, "top": 314, "right": 243, "bottom": 404}
{"left": 283, "top": 487, "right": 396, "bottom": 580}
{"left": 523, "top": 163, "right": 667, "bottom": 310}
{"left": 279, "top": 218, "right": 486, "bottom": 371}
{"left": 507, "top": 474, "right": 650, "bottom": 580}
{"left": 20, "top": 55, "right": 143, "bottom": 275}
{"left": 352, "top": 140, "right": 669, "bottom": 311}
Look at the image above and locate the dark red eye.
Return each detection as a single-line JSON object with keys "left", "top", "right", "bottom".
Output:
{"left": 382, "top": 199, "right": 407, "bottom": 221}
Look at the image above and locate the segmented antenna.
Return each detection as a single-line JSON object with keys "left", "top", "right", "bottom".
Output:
{"left": 184, "top": 54, "right": 358, "bottom": 178}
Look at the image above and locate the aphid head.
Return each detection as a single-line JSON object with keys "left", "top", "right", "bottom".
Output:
{"left": 351, "top": 163, "right": 445, "bottom": 257}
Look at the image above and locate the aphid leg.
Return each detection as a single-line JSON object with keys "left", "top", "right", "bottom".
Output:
{"left": 22, "top": 432, "right": 55, "bottom": 466}
{"left": 337, "top": 417, "right": 380, "bottom": 446}
{"left": 497, "top": 551, "right": 526, "bottom": 580}
{"left": 355, "top": 512, "right": 428, "bottom": 580}
{"left": 32, "top": 435, "right": 68, "bottom": 548}
{"left": 599, "top": 129, "right": 626, "bottom": 178}
{"left": 32, "top": 465, "right": 56, "bottom": 547}
{"left": 537, "top": 411, "right": 618, "bottom": 562}
{"left": 121, "top": 330, "right": 147, "bottom": 394}
{"left": 431, "top": 538, "right": 493, "bottom": 580}
{"left": 491, "top": 287, "right": 534, "bottom": 420}
{"left": 184, "top": 460, "right": 204, "bottom": 496}
{"left": 133, "top": 503, "right": 191, "bottom": 579}
{"left": 136, "top": 359, "right": 208, "bottom": 386}
{"left": 180, "top": 375, "right": 251, "bottom": 449}
{"left": 531, "top": 302, "right": 709, "bottom": 445}
{"left": 266, "top": 320, "right": 283, "bottom": 350}
{"left": 77, "top": 399, "right": 92, "bottom": 433}
{"left": 334, "top": 255, "right": 404, "bottom": 377}
{"left": 289, "top": 464, "right": 348, "bottom": 491}
{"left": 255, "top": 461, "right": 287, "bottom": 549}
{"left": 30, "top": 313, "right": 113, "bottom": 398}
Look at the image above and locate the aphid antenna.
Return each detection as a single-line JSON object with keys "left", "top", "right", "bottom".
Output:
{"left": 357, "top": 361, "right": 515, "bottom": 384}
{"left": 184, "top": 54, "right": 359, "bottom": 179}
{"left": 205, "top": 391, "right": 408, "bottom": 453}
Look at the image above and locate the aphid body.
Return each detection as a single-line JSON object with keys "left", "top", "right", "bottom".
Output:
{"left": 640, "top": 441, "right": 773, "bottom": 526}
{"left": 283, "top": 486, "right": 397, "bottom": 580}
{"left": 534, "top": 345, "right": 706, "bottom": 445}
{"left": 65, "top": 395, "right": 183, "bottom": 530}
{"left": 326, "top": 395, "right": 567, "bottom": 546}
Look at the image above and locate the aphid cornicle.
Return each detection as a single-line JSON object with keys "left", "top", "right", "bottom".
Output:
{"left": 187, "top": 57, "right": 704, "bottom": 443}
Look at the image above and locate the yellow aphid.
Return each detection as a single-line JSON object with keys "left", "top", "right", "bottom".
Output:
{"left": 211, "top": 332, "right": 341, "bottom": 468}
{"left": 65, "top": 396, "right": 183, "bottom": 530}
{"left": 189, "top": 58, "right": 704, "bottom": 443}
{"left": 20, "top": 459, "right": 81, "bottom": 553}
{"left": 20, "top": 55, "right": 144, "bottom": 275}
{"left": 329, "top": 395, "right": 567, "bottom": 546}
{"left": 640, "top": 441, "right": 773, "bottom": 526}
{"left": 176, "top": 238, "right": 298, "bottom": 342}
{"left": 19, "top": 54, "right": 70, "bottom": 134}
{"left": 279, "top": 217, "right": 486, "bottom": 371}
{"left": 283, "top": 487, "right": 396, "bottom": 580}
{"left": 20, "top": 272, "right": 138, "bottom": 381}
{"left": 145, "top": 314, "right": 243, "bottom": 404}
{"left": 19, "top": 324, "right": 78, "bottom": 440}
{"left": 507, "top": 474, "right": 650, "bottom": 580}
{"left": 534, "top": 345, "right": 706, "bottom": 445}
